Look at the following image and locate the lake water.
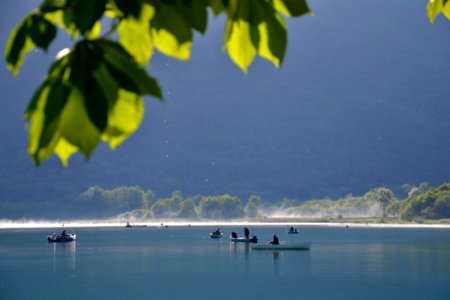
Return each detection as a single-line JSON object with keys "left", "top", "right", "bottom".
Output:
{"left": 1, "top": 225, "right": 449, "bottom": 299}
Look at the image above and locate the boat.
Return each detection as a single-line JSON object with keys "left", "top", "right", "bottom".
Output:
{"left": 47, "top": 232, "right": 76, "bottom": 243}
{"left": 126, "top": 222, "right": 147, "bottom": 228}
{"left": 286, "top": 227, "right": 298, "bottom": 234}
{"left": 229, "top": 236, "right": 258, "bottom": 243}
{"left": 210, "top": 232, "right": 223, "bottom": 239}
{"left": 251, "top": 242, "right": 310, "bottom": 250}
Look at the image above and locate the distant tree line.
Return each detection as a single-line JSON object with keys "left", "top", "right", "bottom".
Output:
{"left": 73, "top": 182, "right": 450, "bottom": 221}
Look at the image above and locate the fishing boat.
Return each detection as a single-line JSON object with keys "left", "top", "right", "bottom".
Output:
{"left": 251, "top": 242, "right": 310, "bottom": 250}
{"left": 287, "top": 227, "right": 299, "bottom": 234}
{"left": 210, "top": 232, "right": 223, "bottom": 239}
{"left": 126, "top": 222, "right": 147, "bottom": 228}
{"left": 47, "top": 232, "right": 76, "bottom": 243}
{"left": 229, "top": 236, "right": 258, "bottom": 243}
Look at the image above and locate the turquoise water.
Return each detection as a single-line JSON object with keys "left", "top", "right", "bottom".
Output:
{"left": 1, "top": 226, "right": 449, "bottom": 299}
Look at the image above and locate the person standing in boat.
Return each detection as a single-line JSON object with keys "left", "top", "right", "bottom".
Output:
{"left": 269, "top": 234, "right": 279, "bottom": 245}
{"left": 244, "top": 227, "right": 250, "bottom": 238}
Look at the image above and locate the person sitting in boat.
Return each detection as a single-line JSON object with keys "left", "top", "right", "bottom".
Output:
{"left": 213, "top": 228, "right": 221, "bottom": 235}
{"left": 61, "top": 229, "right": 67, "bottom": 237}
{"left": 231, "top": 232, "right": 238, "bottom": 239}
{"left": 244, "top": 227, "right": 250, "bottom": 238}
{"left": 269, "top": 234, "right": 279, "bottom": 245}
{"left": 289, "top": 226, "right": 294, "bottom": 232}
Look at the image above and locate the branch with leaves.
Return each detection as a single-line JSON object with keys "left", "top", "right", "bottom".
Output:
{"left": 5, "top": 0, "right": 447, "bottom": 166}
{"left": 427, "top": 0, "right": 450, "bottom": 23}
{"left": 4, "top": 0, "right": 311, "bottom": 166}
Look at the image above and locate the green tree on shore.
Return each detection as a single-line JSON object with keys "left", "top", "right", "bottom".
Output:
{"left": 400, "top": 183, "right": 450, "bottom": 221}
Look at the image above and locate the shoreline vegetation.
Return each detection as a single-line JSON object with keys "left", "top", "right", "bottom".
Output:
{"left": 1, "top": 217, "right": 450, "bottom": 230}
{"left": 2, "top": 182, "right": 449, "bottom": 226}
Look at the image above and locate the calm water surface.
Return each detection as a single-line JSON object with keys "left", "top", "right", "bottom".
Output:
{"left": 1, "top": 226, "right": 449, "bottom": 299}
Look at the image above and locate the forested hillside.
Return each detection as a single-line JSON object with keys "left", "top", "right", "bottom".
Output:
{"left": 2, "top": 183, "right": 449, "bottom": 222}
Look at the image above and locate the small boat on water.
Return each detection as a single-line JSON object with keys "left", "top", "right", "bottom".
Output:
{"left": 229, "top": 236, "right": 258, "bottom": 243}
{"left": 229, "top": 228, "right": 258, "bottom": 243}
{"left": 210, "top": 228, "right": 222, "bottom": 239}
{"left": 287, "top": 226, "right": 299, "bottom": 234}
{"left": 126, "top": 222, "right": 147, "bottom": 228}
{"left": 210, "top": 232, "right": 223, "bottom": 239}
{"left": 251, "top": 242, "right": 310, "bottom": 251}
{"left": 47, "top": 231, "right": 76, "bottom": 243}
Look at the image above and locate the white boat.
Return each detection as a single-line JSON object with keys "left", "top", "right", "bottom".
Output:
{"left": 251, "top": 242, "right": 310, "bottom": 250}
{"left": 229, "top": 236, "right": 258, "bottom": 243}
{"left": 47, "top": 233, "right": 76, "bottom": 243}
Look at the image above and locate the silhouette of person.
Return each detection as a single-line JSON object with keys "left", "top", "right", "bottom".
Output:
{"left": 270, "top": 234, "right": 279, "bottom": 245}
{"left": 244, "top": 227, "right": 250, "bottom": 238}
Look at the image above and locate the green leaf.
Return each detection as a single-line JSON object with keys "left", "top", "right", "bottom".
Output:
{"left": 98, "top": 40, "right": 162, "bottom": 98}
{"left": 102, "top": 90, "right": 145, "bottom": 149}
{"left": 25, "top": 38, "right": 161, "bottom": 165}
{"left": 187, "top": 0, "right": 208, "bottom": 34}
{"left": 36, "top": 81, "right": 71, "bottom": 156}
{"left": 70, "top": 40, "right": 103, "bottom": 87}
{"left": 39, "top": 0, "right": 66, "bottom": 13}
{"left": 57, "top": 87, "right": 101, "bottom": 159}
{"left": 428, "top": 0, "right": 444, "bottom": 23}
{"left": 443, "top": 0, "right": 450, "bottom": 20}
{"left": 271, "top": 0, "right": 312, "bottom": 17}
{"left": 117, "top": 3, "right": 154, "bottom": 65}
{"left": 29, "top": 14, "right": 57, "bottom": 50}
{"left": 151, "top": 3, "right": 193, "bottom": 60}
{"left": 92, "top": 63, "right": 144, "bottom": 149}
{"left": 27, "top": 80, "right": 73, "bottom": 165}
{"left": 5, "top": 12, "right": 57, "bottom": 75}
{"left": 224, "top": 0, "right": 257, "bottom": 73}
{"left": 5, "top": 17, "right": 34, "bottom": 75}
{"left": 253, "top": 1, "right": 287, "bottom": 67}
{"left": 27, "top": 83, "right": 53, "bottom": 164}
{"left": 26, "top": 51, "right": 79, "bottom": 165}
{"left": 91, "top": 63, "right": 119, "bottom": 106}
{"left": 26, "top": 52, "right": 70, "bottom": 117}
{"left": 72, "top": 0, "right": 106, "bottom": 35}
{"left": 210, "top": 0, "right": 227, "bottom": 16}
{"left": 114, "top": 0, "right": 143, "bottom": 19}
{"left": 83, "top": 75, "right": 109, "bottom": 132}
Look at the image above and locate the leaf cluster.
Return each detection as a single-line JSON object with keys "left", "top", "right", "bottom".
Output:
{"left": 5, "top": 0, "right": 311, "bottom": 165}
{"left": 427, "top": 0, "right": 450, "bottom": 23}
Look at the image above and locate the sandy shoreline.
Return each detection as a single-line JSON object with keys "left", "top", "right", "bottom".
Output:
{"left": 1, "top": 220, "right": 450, "bottom": 229}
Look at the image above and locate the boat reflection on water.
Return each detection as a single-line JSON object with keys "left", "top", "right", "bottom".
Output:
{"left": 230, "top": 240, "right": 251, "bottom": 274}
{"left": 51, "top": 241, "right": 77, "bottom": 273}
{"left": 272, "top": 251, "right": 280, "bottom": 276}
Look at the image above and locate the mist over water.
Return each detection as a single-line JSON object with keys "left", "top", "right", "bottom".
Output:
{"left": 266, "top": 202, "right": 384, "bottom": 219}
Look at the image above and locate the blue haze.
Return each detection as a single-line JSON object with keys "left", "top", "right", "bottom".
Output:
{"left": 1, "top": 0, "right": 450, "bottom": 215}
{"left": 1, "top": 226, "right": 450, "bottom": 299}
